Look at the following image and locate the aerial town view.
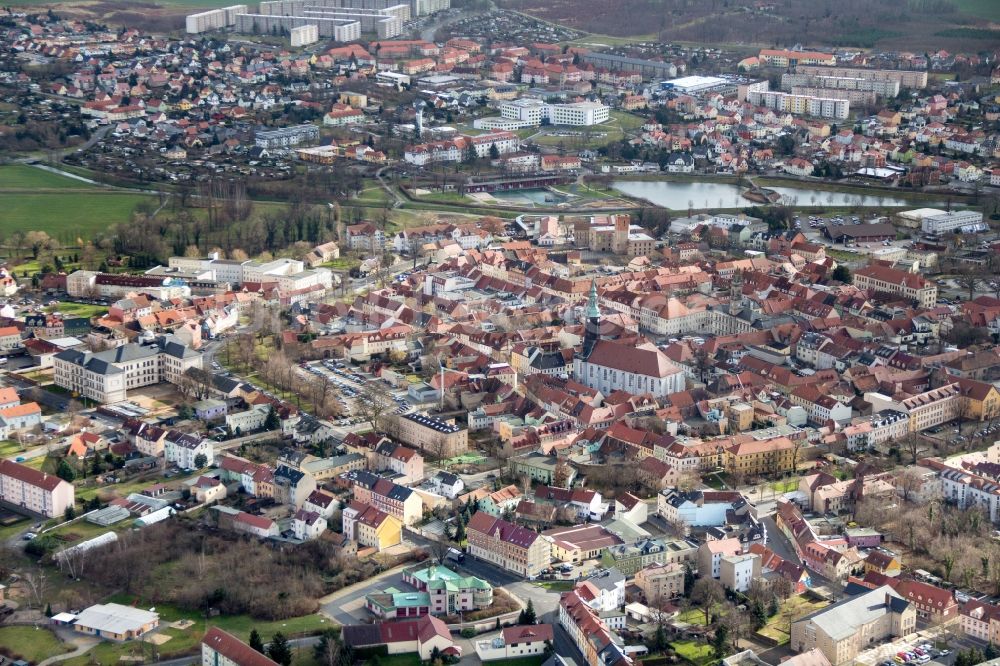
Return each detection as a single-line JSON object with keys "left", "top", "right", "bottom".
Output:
{"left": 1, "top": 0, "right": 1000, "bottom": 665}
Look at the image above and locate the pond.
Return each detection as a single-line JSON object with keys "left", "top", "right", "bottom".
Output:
{"left": 486, "top": 188, "right": 572, "bottom": 206}
{"left": 612, "top": 179, "right": 935, "bottom": 210}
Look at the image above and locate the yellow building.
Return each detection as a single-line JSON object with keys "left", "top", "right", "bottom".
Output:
{"left": 725, "top": 437, "right": 796, "bottom": 477}
{"left": 347, "top": 501, "right": 402, "bottom": 552}
{"left": 955, "top": 376, "right": 1000, "bottom": 422}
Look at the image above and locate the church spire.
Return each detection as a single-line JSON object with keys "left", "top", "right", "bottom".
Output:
{"left": 586, "top": 278, "right": 600, "bottom": 320}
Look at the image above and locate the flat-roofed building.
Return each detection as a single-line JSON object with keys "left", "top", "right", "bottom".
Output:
{"left": 396, "top": 412, "right": 468, "bottom": 458}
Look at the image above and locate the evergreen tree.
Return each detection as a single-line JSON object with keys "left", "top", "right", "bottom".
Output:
{"left": 712, "top": 624, "right": 729, "bottom": 658}
{"left": 249, "top": 629, "right": 265, "bottom": 654}
{"left": 194, "top": 453, "right": 208, "bottom": 468}
{"left": 56, "top": 459, "right": 75, "bottom": 482}
{"left": 45, "top": 603, "right": 53, "bottom": 617}
{"left": 767, "top": 595, "right": 780, "bottom": 618}
{"left": 64, "top": 506, "right": 75, "bottom": 521}
{"left": 683, "top": 562, "right": 695, "bottom": 597}
{"left": 264, "top": 406, "right": 280, "bottom": 431}
{"left": 750, "top": 599, "right": 767, "bottom": 630}
{"left": 267, "top": 632, "right": 292, "bottom": 666}
{"left": 518, "top": 599, "right": 537, "bottom": 625}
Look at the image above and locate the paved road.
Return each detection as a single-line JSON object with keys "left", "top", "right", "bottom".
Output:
{"left": 761, "top": 516, "right": 799, "bottom": 565}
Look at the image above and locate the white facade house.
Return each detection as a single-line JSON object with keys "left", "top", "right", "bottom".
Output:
{"left": 164, "top": 431, "right": 214, "bottom": 470}
{"left": 720, "top": 553, "right": 760, "bottom": 592}
{"left": 293, "top": 509, "right": 327, "bottom": 540}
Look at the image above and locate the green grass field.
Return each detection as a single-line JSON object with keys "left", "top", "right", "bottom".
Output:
{"left": 0, "top": 192, "right": 153, "bottom": 239}
{"left": 0, "top": 165, "right": 91, "bottom": 190}
{"left": 673, "top": 640, "right": 716, "bottom": 666}
{"left": 45, "top": 301, "right": 109, "bottom": 319}
{"left": 0, "top": 626, "right": 73, "bottom": 663}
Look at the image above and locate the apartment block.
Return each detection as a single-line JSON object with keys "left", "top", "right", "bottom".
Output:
{"left": 290, "top": 23, "right": 319, "bottom": 46}
{"left": 0, "top": 459, "right": 75, "bottom": 518}
{"left": 747, "top": 90, "right": 849, "bottom": 120}
{"left": 781, "top": 73, "right": 900, "bottom": 97}
{"left": 467, "top": 513, "right": 551, "bottom": 577}
{"left": 795, "top": 65, "right": 928, "bottom": 89}
{"left": 185, "top": 5, "right": 247, "bottom": 33}
{"left": 396, "top": 412, "right": 468, "bottom": 458}
{"left": 790, "top": 86, "right": 875, "bottom": 107}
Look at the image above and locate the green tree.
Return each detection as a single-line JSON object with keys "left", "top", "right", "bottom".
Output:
{"left": 64, "top": 505, "right": 76, "bottom": 521}
{"left": 489, "top": 142, "right": 500, "bottom": 160}
{"left": 683, "top": 562, "right": 696, "bottom": 597}
{"left": 264, "top": 406, "right": 280, "bottom": 431}
{"left": 56, "top": 459, "right": 76, "bottom": 482}
{"left": 831, "top": 265, "right": 852, "bottom": 283}
{"left": 518, "top": 598, "right": 537, "bottom": 625}
{"left": 45, "top": 603, "right": 53, "bottom": 617}
{"left": 267, "top": 632, "right": 292, "bottom": 666}
{"left": 768, "top": 595, "right": 780, "bottom": 618}
{"left": 194, "top": 453, "right": 208, "bottom": 469}
{"left": 750, "top": 599, "right": 767, "bottom": 630}
{"left": 712, "top": 624, "right": 730, "bottom": 658}
{"left": 249, "top": 629, "right": 265, "bottom": 654}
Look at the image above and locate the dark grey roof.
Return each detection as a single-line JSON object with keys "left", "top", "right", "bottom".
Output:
{"left": 274, "top": 465, "right": 306, "bottom": 486}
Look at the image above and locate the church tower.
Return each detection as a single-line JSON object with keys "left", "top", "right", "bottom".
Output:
{"left": 582, "top": 278, "right": 601, "bottom": 358}
{"left": 729, "top": 271, "right": 744, "bottom": 317}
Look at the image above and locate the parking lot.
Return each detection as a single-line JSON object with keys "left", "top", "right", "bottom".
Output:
{"left": 303, "top": 359, "right": 415, "bottom": 422}
{"left": 856, "top": 633, "right": 962, "bottom": 666}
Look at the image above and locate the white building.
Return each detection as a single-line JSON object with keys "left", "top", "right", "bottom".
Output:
{"left": 185, "top": 5, "right": 246, "bottom": 33}
{"left": 500, "top": 99, "right": 610, "bottom": 126}
{"left": 164, "top": 431, "right": 214, "bottom": 470}
{"left": 747, "top": 90, "right": 850, "bottom": 120}
{"left": 53, "top": 334, "right": 203, "bottom": 404}
{"left": 290, "top": 23, "right": 319, "bottom": 46}
{"left": 203, "top": 627, "right": 281, "bottom": 666}
{"left": 574, "top": 339, "right": 685, "bottom": 398}
{"left": 720, "top": 553, "right": 761, "bottom": 592}
{"left": 0, "top": 459, "right": 75, "bottom": 518}
{"left": 293, "top": 509, "right": 327, "bottom": 540}
{"left": 898, "top": 208, "right": 986, "bottom": 235}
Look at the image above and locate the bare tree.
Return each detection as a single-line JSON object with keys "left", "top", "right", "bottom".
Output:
{"left": 22, "top": 567, "right": 49, "bottom": 609}
{"left": 355, "top": 382, "right": 394, "bottom": 434}
{"left": 690, "top": 577, "right": 725, "bottom": 625}
{"left": 897, "top": 468, "right": 924, "bottom": 502}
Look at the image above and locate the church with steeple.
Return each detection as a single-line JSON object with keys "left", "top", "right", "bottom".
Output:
{"left": 573, "top": 279, "right": 686, "bottom": 398}
{"left": 581, "top": 278, "right": 601, "bottom": 359}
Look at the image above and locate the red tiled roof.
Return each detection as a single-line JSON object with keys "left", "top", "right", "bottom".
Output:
{"left": 202, "top": 627, "right": 280, "bottom": 666}
{"left": 0, "top": 459, "right": 66, "bottom": 491}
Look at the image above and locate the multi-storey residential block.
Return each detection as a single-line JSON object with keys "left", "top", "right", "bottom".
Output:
{"left": 396, "top": 412, "right": 468, "bottom": 458}
{"left": 601, "top": 538, "right": 697, "bottom": 576}
{"left": 795, "top": 65, "right": 927, "bottom": 89}
{"left": 467, "top": 513, "right": 551, "bottom": 577}
{"left": 0, "top": 459, "right": 75, "bottom": 518}
{"left": 747, "top": 90, "right": 849, "bottom": 120}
